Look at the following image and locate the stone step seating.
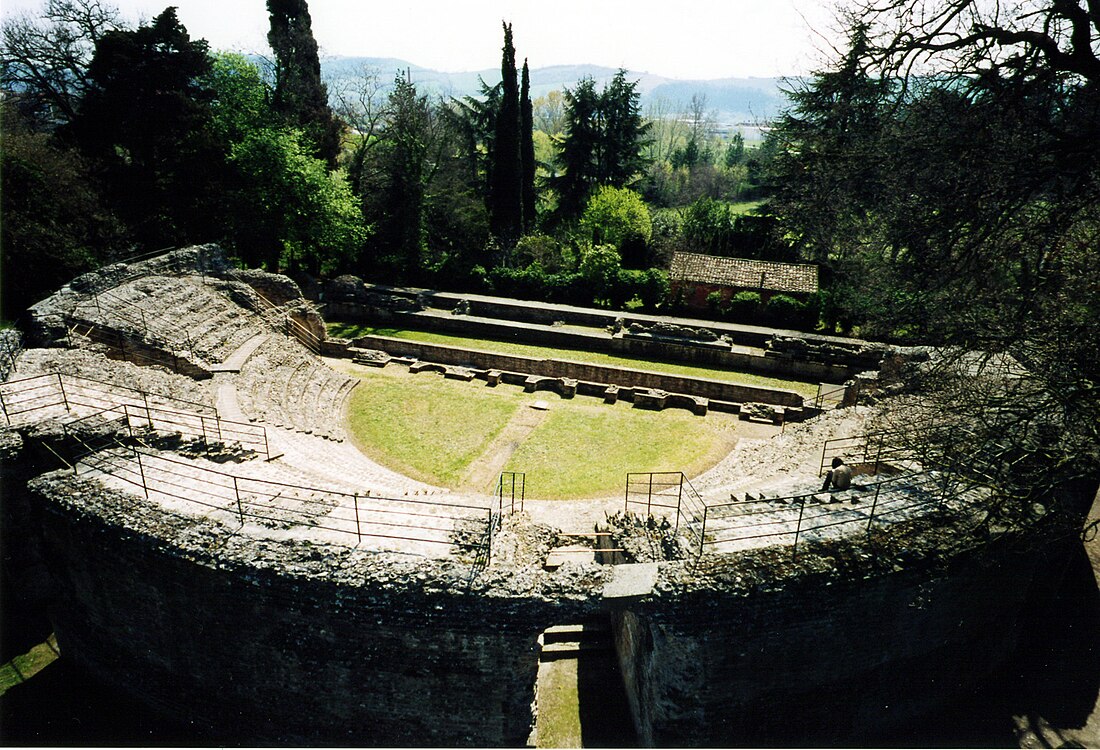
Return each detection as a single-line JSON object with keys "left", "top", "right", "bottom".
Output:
{"left": 81, "top": 447, "right": 481, "bottom": 557}
{"left": 72, "top": 276, "right": 265, "bottom": 368}
{"left": 237, "top": 339, "right": 356, "bottom": 441}
{"left": 688, "top": 471, "right": 991, "bottom": 554}
{"left": 233, "top": 446, "right": 430, "bottom": 499}
{"left": 0, "top": 371, "right": 217, "bottom": 437}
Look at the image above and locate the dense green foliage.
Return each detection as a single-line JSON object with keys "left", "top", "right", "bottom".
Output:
{"left": 766, "top": 1, "right": 1100, "bottom": 492}
{"left": 70, "top": 7, "right": 222, "bottom": 249}
{"left": 1, "top": 1, "right": 780, "bottom": 321}
{"left": 1, "top": 104, "right": 125, "bottom": 315}
{"left": 551, "top": 71, "right": 651, "bottom": 220}
{"left": 578, "top": 186, "right": 652, "bottom": 266}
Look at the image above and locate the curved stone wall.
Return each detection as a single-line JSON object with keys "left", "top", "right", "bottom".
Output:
{"left": 4, "top": 245, "right": 1092, "bottom": 746}
{"left": 24, "top": 462, "right": 1087, "bottom": 746}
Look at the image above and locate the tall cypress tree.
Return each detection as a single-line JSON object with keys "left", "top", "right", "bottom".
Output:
{"left": 520, "top": 59, "right": 537, "bottom": 231}
{"left": 488, "top": 22, "right": 523, "bottom": 245}
{"left": 266, "top": 0, "right": 341, "bottom": 166}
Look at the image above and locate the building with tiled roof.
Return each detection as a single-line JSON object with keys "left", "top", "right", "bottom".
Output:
{"left": 669, "top": 252, "right": 819, "bottom": 310}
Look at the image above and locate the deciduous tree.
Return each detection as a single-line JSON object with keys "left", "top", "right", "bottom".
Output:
{"left": 0, "top": 0, "right": 126, "bottom": 128}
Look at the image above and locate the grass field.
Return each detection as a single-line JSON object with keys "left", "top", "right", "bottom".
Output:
{"left": 339, "top": 363, "right": 741, "bottom": 499}
{"left": 328, "top": 322, "right": 819, "bottom": 398}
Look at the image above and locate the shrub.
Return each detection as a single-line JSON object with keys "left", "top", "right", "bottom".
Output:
{"left": 727, "top": 290, "right": 761, "bottom": 322}
{"left": 579, "top": 186, "right": 652, "bottom": 267}
{"left": 513, "top": 234, "right": 570, "bottom": 273}
{"left": 765, "top": 294, "right": 806, "bottom": 328}
{"left": 705, "top": 290, "right": 724, "bottom": 312}
{"left": 638, "top": 268, "right": 670, "bottom": 311}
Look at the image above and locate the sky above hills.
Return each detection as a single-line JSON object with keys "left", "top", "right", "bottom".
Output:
{"left": 1, "top": 0, "right": 843, "bottom": 80}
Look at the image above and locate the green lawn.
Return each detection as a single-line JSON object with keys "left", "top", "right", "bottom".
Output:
{"left": 328, "top": 322, "right": 818, "bottom": 398}
{"left": 345, "top": 369, "right": 519, "bottom": 486}
{"left": 337, "top": 363, "right": 741, "bottom": 499}
{"left": 504, "top": 398, "right": 735, "bottom": 498}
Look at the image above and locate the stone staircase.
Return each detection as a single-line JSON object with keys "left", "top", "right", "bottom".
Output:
{"left": 538, "top": 623, "right": 614, "bottom": 662}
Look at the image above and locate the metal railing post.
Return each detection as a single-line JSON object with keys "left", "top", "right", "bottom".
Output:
{"left": 233, "top": 476, "right": 244, "bottom": 524}
{"left": 519, "top": 473, "right": 525, "bottom": 513}
{"left": 57, "top": 373, "right": 70, "bottom": 412}
{"left": 123, "top": 404, "right": 134, "bottom": 437}
{"left": 0, "top": 389, "right": 8, "bottom": 426}
{"left": 486, "top": 509, "right": 493, "bottom": 566}
{"left": 793, "top": 497, "right": 806, "bottom": 560}
{"left": 134, "top": 449, "right": 149, "bottom": 499}
{"left": 647, "top": 473, "right": 653, "bottom": 517}
{"left": 867, "top": 482, "right": 883, "bottom": 533}
{"left": 698, "top": 505, "right": 708, "bottom": 558}
{"left": 142, "top": 391, "right": 151, "bottom": 431}
{"left": 200, "top": 414, "right": 209, "bottom": 450}
{"left": 262, "top": 428, "right": 270, "bottom": 459}
{"left": 353, "top": 494, "right": 361, "bottom": 542}
{"left": 675, "top": 474, "right": 684, "bottom": 534}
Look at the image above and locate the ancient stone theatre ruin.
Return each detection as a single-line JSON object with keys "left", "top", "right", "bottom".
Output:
{"left": 0, "top": 246, "right": 1091, "bottom": 746}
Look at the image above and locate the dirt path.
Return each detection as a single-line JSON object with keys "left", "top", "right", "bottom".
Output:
{"left": 457, "top": 403, "right": 548, "bottom": 494}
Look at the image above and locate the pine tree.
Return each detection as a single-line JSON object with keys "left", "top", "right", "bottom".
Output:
{"left": 266, "top": 0, "right": 341, "bottom": 165}
{"left": 488, "top": 22, "right": 523, "bottom": 245}
{"left": 520, "top": 59, "right": 537, "bottom": 231}
{"left": 372, "top": 74, "right": 431, "bottom": 279}
{"left": 599, "top": 69, "right": 650, "bottom": 186}
{"left": 553, "top": 76, "right": 601, "bottom": 220}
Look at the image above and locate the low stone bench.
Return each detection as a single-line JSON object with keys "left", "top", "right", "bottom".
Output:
{"left": 486, "top": 369, "right": 502, "bottom": 386}
{"left": 409, "top": 361, "right": 446, "bottom": 375}
{"left": 523, "top": 375, "right": 577, "bottom": 398}
{"left": 443, "top": 366, "right": 475, "bottom": 381}
{"left": 604, "top": 384, "right": 620, "bottom": 404}
{"left": 633, "top": 388, "right": 669, "bottom": 410}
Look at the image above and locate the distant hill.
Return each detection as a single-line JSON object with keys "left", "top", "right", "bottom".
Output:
{"left": 321, "top": 57, "right": 791, "bottom": 125}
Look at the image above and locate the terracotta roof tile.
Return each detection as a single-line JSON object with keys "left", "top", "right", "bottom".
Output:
{"left": 669, "top": 252, "right": 819, "bottom": 294}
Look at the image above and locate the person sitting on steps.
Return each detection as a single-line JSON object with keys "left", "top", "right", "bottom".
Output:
{"left": 822, "top": 457, "right": 853, "bottom": 492}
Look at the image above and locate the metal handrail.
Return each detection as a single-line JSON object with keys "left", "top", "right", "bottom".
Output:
{"left": 0, "top": 371, "right": 216, "bottom": 424}
{"left": 696, "top": 470, "right": 995, "bottom": 559}
{"left": 78, "top": 444, "right": 492, "bottom": 560}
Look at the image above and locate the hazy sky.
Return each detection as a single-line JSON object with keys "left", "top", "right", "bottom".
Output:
{"left": 1, "top": 0, "right": 844, "bottom": 79}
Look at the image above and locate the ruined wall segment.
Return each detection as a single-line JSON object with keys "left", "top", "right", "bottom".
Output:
{"left": 614, "top": 527, "right": 1078, "bottom": 746}
{"left": 30, "top": 473, "right": 608, "bottom": 746}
